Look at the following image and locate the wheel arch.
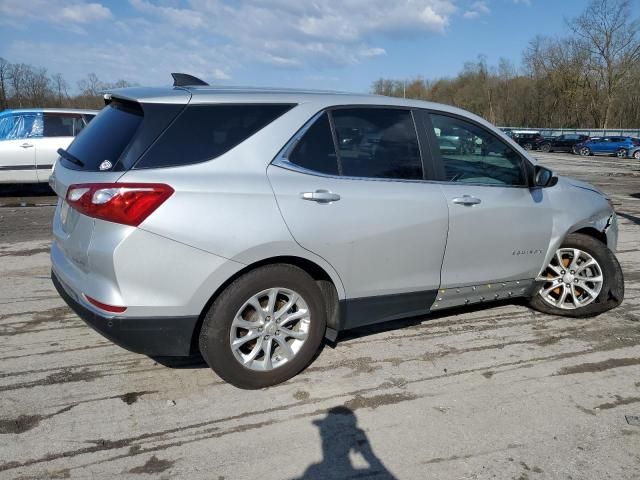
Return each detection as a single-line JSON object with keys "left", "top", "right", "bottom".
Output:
{"left": 190, "top": 255, "right": 342, "bottom": 353}
{"left": 571, "top": 227, "right": 607, "bottom": 246}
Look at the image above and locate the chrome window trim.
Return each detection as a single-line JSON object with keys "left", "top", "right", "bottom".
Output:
{"left": 272, "top": 107, "right": 427, "bottom": 184}
{"left": 272, "top": 105, "right": 536, "bottom": 189}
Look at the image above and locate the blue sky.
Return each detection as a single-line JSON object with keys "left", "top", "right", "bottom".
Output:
{"left": 0, "top": 0, "right": 599, "bottom": 93}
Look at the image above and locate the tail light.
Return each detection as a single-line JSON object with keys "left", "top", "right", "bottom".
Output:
{"left": 66, "top": 183, "right": 174, "bottom": 226}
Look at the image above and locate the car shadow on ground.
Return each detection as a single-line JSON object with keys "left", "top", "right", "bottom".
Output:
{"left": 151, "top": 299, "right": 527, "bottom": 371}
{"left": 339, "top": 298, "right": 527, "bottom": 342}
{"left": 0, "top": 184, "right": 54, "bottom": 197}
{"left": 290, "top": 406, "right": 398, "bottom": 480}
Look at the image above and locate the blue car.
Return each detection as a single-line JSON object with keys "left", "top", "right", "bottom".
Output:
{"left": 575, "top": 136, "right": 639, "bottom": 158}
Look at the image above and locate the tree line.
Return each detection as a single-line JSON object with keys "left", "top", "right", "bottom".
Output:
{"left": 0, "top": 59, "right": 133, "bottom": 111}
{"left": 372, "top": 0, "right": 640, "bottom": 129}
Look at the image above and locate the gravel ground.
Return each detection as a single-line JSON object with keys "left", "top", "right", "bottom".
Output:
{"left": 0, "top": 152, "right": 639, "bottom": 480}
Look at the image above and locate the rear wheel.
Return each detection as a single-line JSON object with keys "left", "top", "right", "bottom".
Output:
{"left": 529, "top": 234, "right": 624, "bottom": 317}
{"left": 579, "top": 146, "right": 591, "bottom": 156}
{"left": 540, "top": 143, "right": 551, "bottom": 153}
{"left": 199, "top": 264, "right": 326, "bottom": 389}
{"left": 634, "top": 150, "right": 640, "bottom": 160}
{"left": 616, "top": 148, "right": 628, "bottom": 158}
{"left": 523, "top": 142, "right": 533, "bottom": 150}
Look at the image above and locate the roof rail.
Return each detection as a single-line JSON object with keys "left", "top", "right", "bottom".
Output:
{"left": 171, "top": 73, "right": 209, "bottom": 87}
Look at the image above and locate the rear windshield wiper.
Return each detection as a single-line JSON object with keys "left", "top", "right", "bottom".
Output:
{"left": 57, "top": 148, "right": 85, "bottom": 168}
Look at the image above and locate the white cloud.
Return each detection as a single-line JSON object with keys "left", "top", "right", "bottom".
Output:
{"left": 127, "top": 0, "right": 457, "bottom": 67}
{"left": 2, "top": 0, "right": 458, "bottom": 84}
{"left": 0, "top": 0, "right": 112, "bottom": 28}
{"left": 463, "top": 0, "right": 490, "bottom": 20}
{"left": 513, "top": 0, "right": 531, "bottom": 5}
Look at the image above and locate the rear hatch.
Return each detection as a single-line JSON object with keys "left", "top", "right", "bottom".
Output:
{"left": 51, "top": 90, "right": 190, "bottom": 275}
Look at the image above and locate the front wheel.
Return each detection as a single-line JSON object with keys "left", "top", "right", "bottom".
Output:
{"left": 529, "top": 233, "right": 624, "bottom": 317}
{"left": 616, "top": 148, "right": 628, "bottom": 158}
{"left": 199, "top": 264, "right": 327, "bottom": 389}
{"left": 539, "top": 143, "right": 551, "bottom": 153}
{"left": 523, "top": 142, "right": 533, "bottom": 150}
{"left": 634, "top": 150, "right": 640, "bottom": 160}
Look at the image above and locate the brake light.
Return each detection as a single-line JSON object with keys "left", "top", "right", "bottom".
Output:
{"left": 84, "top": 294, "right": 127, "bottom": 313}
{"left": 66, "top": 183, "right": 174, "bottom": 226}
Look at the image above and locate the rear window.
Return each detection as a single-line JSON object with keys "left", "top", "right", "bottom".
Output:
{"left": 135, "top": 104, "right": 294, "bottom": 169}
{"left": 64, "top": 100, "right": 143, "bottom": 171}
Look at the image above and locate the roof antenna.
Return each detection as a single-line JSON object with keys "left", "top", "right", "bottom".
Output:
{"left": 171, "top": 73, "right": 209, "bottom": 87}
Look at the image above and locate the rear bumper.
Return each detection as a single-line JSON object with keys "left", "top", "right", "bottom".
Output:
{"left": 52, "top": 269, "right": 199, "bottom": 356}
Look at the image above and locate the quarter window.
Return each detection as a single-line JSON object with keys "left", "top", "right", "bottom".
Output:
{"left": 331, "top": 108, "right": 422, "bottom": 180}
{"left": 287, "top": 112, "right": 339, "bottom": 175}
{"left": 136, "top": 104, "right": 293, "bottom": 169}
{"left": 430, "top": 113, "right": 526, "bottom": 186}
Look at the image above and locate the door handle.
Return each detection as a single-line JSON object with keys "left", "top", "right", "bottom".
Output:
{"left": 452, "top": 195, "right": 481, "bottom": 206}
{"left": 20, "top": 143, "right": 34, "bottom": 148}
{"left": 300, "top": 190, "right": 341, "bottom": 203}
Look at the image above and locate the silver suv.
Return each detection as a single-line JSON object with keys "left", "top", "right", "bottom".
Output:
{"left": 50, "top": 74, "right": 624, "bottom": 389}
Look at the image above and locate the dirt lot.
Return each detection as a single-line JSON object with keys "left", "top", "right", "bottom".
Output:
{"left": 0, "top": 152, "right": 639, "bottom": 480}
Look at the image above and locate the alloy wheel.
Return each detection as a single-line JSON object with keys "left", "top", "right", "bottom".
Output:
{"left": 229, "top": 287, "right": 310, "bottom": 371}
{"left": 634, "top": 150, "right": 640, "bottom": 160}
{"left": 580, "top": 147, "right": 590, "bottom": 156}
{"left": 537, "top": 248, "right": 603, "bottom": 310}
{"left": 616, "top": 149, "right": 627, "bottom": 158}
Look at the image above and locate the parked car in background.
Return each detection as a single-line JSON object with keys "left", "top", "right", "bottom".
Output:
{"left": 50, "top": 74, "right": 624, "bottom": 388}
{"left": 511, "top": 130, "right": 544, "bottom": 150}
{"left": 0, "top": 108, "right": 97, "bottom": 183}
{"left": 574, "top": 136, "right": 639, "bottom": 158}
{"left": 537, "top": 134, "right": 590, "bottom": 153}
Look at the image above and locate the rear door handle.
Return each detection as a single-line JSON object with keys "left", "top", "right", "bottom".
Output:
{"left": 20, "top": 143, "right": 34, "bottom": 149}
{"left": 300, "top": 190, "right": 340, "bottom": 203}
{"left": 452, "top": 195, "right": 481, "bottom": 206}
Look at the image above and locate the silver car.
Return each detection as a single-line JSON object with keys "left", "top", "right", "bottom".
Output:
{"left": 0, "top": 108, "right": 97, "bottom": 183}
{"left": 50, "top": 74, "right": 624, "bottom": 389}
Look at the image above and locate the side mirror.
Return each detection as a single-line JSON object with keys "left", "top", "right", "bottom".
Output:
{"left": 533, "top": 165, "right": 556, "bottom": 187}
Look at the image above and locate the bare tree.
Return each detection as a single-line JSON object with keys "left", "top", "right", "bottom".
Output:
{"left": 569, "top": 0, "right": 640, "bottom": 128}
{"left": 0, "top": 57, "right": 10, "bottom": 110}
{"left": 51, "top": 73, "right": 69, "bottom": 106}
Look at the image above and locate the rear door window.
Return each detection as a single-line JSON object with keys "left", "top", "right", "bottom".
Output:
{"left": 135, "top": 104, "right": 294, "bottom": 169}
{"left": 44, "top": 113, "right": 76, "bottom": 137}
{"left": 331, "top": 108, "right": 423, "bottom": 180}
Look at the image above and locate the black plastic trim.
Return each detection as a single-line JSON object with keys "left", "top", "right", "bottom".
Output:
{"left": 0, "top": 164, "right": 52, "bottom": 171}
{"left": 339, "top": 290, "right": 437, "bottom": 330}
{"left": 52, "top": 270, "right": 198, "bottom": 357}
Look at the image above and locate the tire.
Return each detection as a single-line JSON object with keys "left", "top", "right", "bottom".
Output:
{"left": 579, "top": 146, "right": 591, "bottom": 156}
{"left": 634, "top": 150, "right": 640, "bottom": 160}
{"left": 616, "top": 148, "right": 628, "bottom": 158}
{"left": 528, "top": 233, "right": 624, "bottom": 318}
{"left": 540, "top": 143, "right": 551, "bottom": 153}
{"left": 523, "top": 142, "right": 533, "bottom": 150}
{"left": 199, "top": 264, "right": 327, "bottom": 389}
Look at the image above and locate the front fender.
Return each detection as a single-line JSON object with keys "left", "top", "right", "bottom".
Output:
{"left": 539, "top": 177, "right": 615, "bottom": 276}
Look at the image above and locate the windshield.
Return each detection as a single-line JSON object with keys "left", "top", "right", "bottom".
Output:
{"left": 0, "top": 112, "right": 44, "bottom": 140}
